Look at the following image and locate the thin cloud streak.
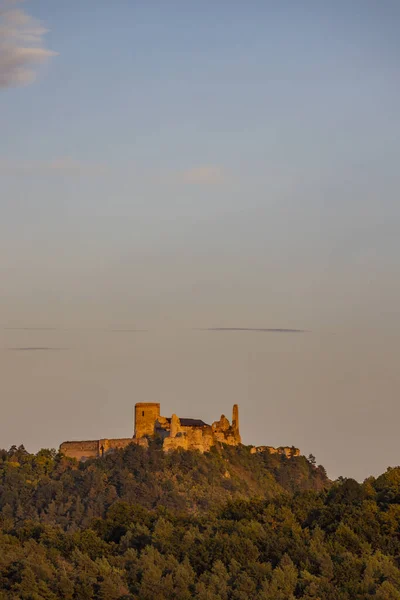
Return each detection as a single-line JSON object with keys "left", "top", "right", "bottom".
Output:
{"left": 3, "top": 327, "right": 57, "bottom": 331}
{"left": 2, "top": 326, "right": 148, "bottom": 332}
{"left": 110, "top": 329, "right": 148, "bottom": 333}
{"left": 0, "top": 1, "right": 57, "bottom": 89}
{"left": 6, "top": 347, "right": 68, "bottom": 352}
{"left": 2, "top": 326, "right": 307, "bottom": 334}
{"left": 196, "top": 328, "right": 309, "bottom": 333}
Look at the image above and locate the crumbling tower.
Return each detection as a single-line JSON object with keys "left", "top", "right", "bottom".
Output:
{"left": 134, "top": 403, "right": 160, "bottom": 438}
{"left": 232, "top": 404, "right": 239, "bottom": 433}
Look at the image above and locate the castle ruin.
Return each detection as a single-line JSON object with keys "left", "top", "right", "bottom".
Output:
{"left": 60, "top": 403, "right": 300, "bottom": 461}
{"left": 60, "top": 403, "right": 242, "bottom": 460}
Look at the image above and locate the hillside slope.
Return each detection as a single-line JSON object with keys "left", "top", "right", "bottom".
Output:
{"left": 0, "top": 443, "right": 327, "bottom": 524}
{"left": 1, "top": 444, "right": 400, "bottom": 598}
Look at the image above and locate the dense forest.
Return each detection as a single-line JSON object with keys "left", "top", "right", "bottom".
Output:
{"left": 1, "top": 442, "right": 400, "bottom": 599}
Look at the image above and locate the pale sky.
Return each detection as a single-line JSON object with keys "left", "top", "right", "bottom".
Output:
{"left": 1, "top": 1, "right": 399, "bottom": 481}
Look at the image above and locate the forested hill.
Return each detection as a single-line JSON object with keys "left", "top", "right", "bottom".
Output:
{"left": 0, "top": 443, "right": 327, "bottom": 520}
{"left": 1, "top": 444, "right": 400, "bottom": 598}
{"left": 0, "top": 442, "right": 328, "bottom": 516}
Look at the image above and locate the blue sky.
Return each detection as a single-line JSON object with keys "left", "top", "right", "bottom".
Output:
{"left": 1, "top": 1, "right": 400, "bottom": 478}
{"left": 2, "top": 2, "right": 399, "bottom": 256}
{"left": 1, "top": 0, "right": 399, "bottom": 330}
{"left": 4, "top": 1, "right": 400, "bottom": 167}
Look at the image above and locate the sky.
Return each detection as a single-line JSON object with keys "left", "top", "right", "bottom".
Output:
{"left": 0, "top": 0, "right": 399, "bottom": 481}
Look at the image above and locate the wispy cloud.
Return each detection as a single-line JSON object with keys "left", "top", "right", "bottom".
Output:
{"left": 2, "top": 326, "right": 147, "bottom": 332}
{"left": 196, "top": 328, "right": 308, "bottom": 333}
{"left": 0, "top": 0, "right": 57, "bottom": 89}
{"left": 6, "top": 347, "right": 68, "bottom": 351}
{"left": 110, "top": 329, "right": 148, "bottom": 333}
{"left": 3, "top": 326, "right": 57, "bottom": 331}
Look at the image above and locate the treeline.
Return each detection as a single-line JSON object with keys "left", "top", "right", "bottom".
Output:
{"left": 0, "top": 443, "right": 399, "bottom": 598}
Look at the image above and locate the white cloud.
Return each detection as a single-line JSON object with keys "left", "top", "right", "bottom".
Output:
{"left": 0, "top": 0, "right": 57, "bottom": 89}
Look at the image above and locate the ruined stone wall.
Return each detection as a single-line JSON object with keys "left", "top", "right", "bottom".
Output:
{"left": 60, "top": 440, "right": 99, "bottom": 461}
{"left": 60, "top": 438, "right": 134, "bottom": 461}
{"left": 162, "top": 412, "right": 241, "bottom": 453}
{"left": 105, "top": 438, "right": 134, "bottom": 451}
{"left": 250, "top": 446, "right": 300, "bottom": 458}
{"left": 211, "top": 412, "right": 241, "bottom": 446}
{"left": 163, "top": 425, "right": 213, "bottom": 453}
{"left": 155, "top": 416, "right": 171, "bottom": 438}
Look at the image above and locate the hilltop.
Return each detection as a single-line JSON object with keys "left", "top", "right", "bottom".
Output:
{"left": 1, "top": 443, "right": 400, "bottom": 598}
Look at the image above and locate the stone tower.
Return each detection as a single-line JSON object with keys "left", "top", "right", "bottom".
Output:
{"left": 232, "top": 404, "right": 239, "bottom": 433}
{"left": 134, "top": 403, "right": 160, "bottom": 438}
